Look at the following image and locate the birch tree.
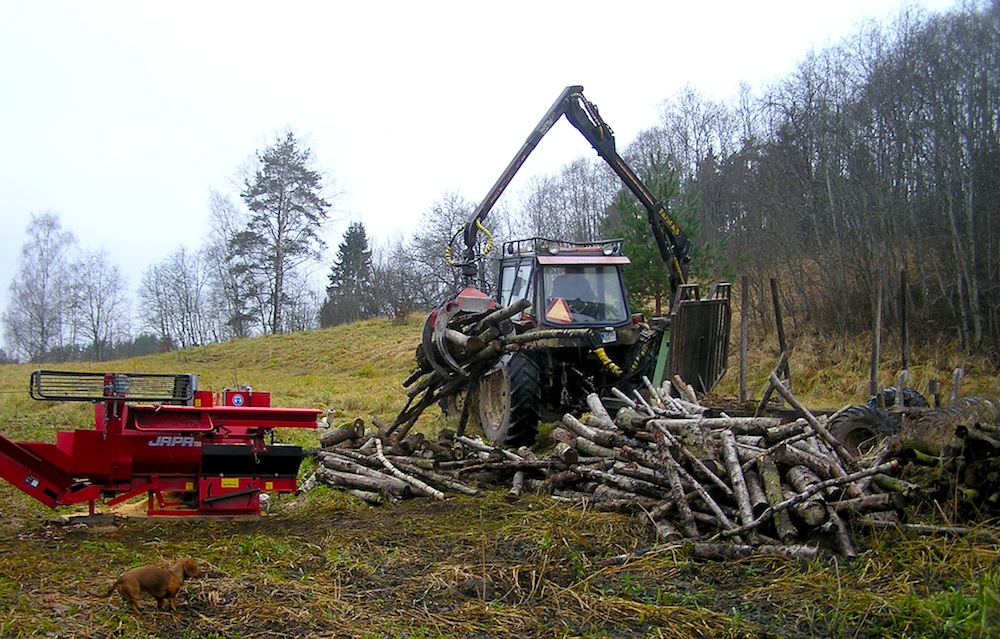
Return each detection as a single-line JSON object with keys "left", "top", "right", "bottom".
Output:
{"left": 2, "top": 212, "right": 77, "bottom": 362}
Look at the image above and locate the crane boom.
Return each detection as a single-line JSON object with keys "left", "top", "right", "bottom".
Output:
{"left": 459, "top": 85, "right": 691, "bottom": 298}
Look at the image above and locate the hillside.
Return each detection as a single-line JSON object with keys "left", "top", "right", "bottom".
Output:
{"left": 2, "top": 313, "right": 995, "bottom": 443}
{"left": 0, "top": 316, "right": 423, "bottom": 444}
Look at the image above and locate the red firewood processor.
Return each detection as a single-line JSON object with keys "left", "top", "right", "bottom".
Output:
{"left": 0, "top": 370, "right": 319, "bottom": 517}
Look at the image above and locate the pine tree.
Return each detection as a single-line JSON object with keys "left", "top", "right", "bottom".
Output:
{"left": 320, "top": 222, "right": 375, "bottom": 326}
{"left": 234, "top": 131, "right": 331, "bottom": 334}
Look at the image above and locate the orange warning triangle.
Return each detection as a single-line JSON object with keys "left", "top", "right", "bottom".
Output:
{"left": 546, "top": 298, "right": 573, "bottom": 323}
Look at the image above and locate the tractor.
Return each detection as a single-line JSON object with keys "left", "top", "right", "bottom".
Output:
{"left": 416, "top": 85, "right": 731, "bottom": 447}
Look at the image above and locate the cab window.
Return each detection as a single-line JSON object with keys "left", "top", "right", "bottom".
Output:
{"left": 498, "top": 260, "right": 533, "bottom": 308}
{"left": 542, "top": 265, "right": 628, "bottom": 324}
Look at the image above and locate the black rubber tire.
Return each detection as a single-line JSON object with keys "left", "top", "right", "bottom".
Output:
{"left": 478, "top": 353, "right": 541, "bottom": 448}
{"left": 828, "top": 404, "right": 899, "bottom": 457}
{"left": 866, "top": 386, "right": 929, "bottom": 409}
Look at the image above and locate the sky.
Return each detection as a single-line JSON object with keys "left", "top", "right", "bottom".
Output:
{"left": 0, "top": 0, "right": 959, "bottom": 345}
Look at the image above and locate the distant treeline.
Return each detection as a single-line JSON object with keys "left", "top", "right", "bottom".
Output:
{"left": 649, "top": 1, "right": 999, "bottom": 349}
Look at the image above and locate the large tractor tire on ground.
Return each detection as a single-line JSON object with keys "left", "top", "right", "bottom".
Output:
{"left": 951, "top": 396, "right": 1000, "bottom": 423}
{"left": 477, "top": 353, "right": 541, "bottom": 448}
{"left": 867, "top": 386, "right": 930, "bottom": 409}
{"left": 828, "top": 404, "right": 899, "bottom": 457}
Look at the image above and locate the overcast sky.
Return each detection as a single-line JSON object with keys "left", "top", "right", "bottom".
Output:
{"left": 0, "top": 0, "right": 958, "bottom": 342}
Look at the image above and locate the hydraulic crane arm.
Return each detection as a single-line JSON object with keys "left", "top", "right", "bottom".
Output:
{"left": 459, "top": 85, "right": 691, "bottom": 296}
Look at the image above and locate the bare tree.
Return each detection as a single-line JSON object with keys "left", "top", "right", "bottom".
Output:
{"left": 668, "top": 0, "right": 1000, "bottom": 348}
{"left": 204, "top": 190, "right": 263, "bottom": 339}
{"left": 516, "top": 173, "right": 564, "bottom": 240}
{"left": 371, "top": 236, "right": 424, "bottom": 322}
{"left": 2, "top": 212, "right": 77, "bottom": 362}
{"left": 282, "top": 276, "right": 321, "bottom": 333}
{"left": 71, "top": 249, "right": 129, "bottom": 361}
{"left": 138, "top": 247, "right": 211, "bottom": 350}
{"left": 657, "top": 85, "right": 737, "bottom": 184}
{"left": 411, "top": 192, "right": 477, "bottom": 305}
{"left": 556, "top": 157, "right": 618, "bottom": 242}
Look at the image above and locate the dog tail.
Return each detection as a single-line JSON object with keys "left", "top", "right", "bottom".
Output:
{"left": 102, "top": 579, "right": 121, "bottom": 598}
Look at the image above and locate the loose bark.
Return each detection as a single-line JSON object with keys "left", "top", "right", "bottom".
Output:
{"left": 830, "top": 492, "right": 908, "bottom": 516}
{"left": 314, "top": 466, "right": 412, "bottom": 498}
{"left": 822, "top": 508, "right": 857, "bottom": 558}
{"left": 373, "top": 439, "right": 446, "bottom": 500}
{"left": 758, "top": 456, "right": 798, "bottom": 542}
{"left": 786, "top": 465, "right": 830, "bottom": 527}
{"left": 586, "top": 392, "right": 614, "bottom": 425}
{"left": 744, "top": 469, "right": 770, "bottom": 518}
{"left": 665, "top": 456, "right": 699, "bottom": 538}
{"left": 506, "top": 470, "right": 525, "bottom": 502}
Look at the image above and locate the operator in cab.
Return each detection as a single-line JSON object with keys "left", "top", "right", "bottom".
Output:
{"left": 551, "top": 266, "right": 596, "bottom": 303}
{"left": 547, "top": 266, "right": 603, "bottom": 322}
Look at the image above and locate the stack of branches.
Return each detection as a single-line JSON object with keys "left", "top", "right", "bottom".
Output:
{"left": 302, "top": 373, "right": 918, "bottom": 559}
{"left": 390, "top": 299, "right": 599, "bottom": 438}
{"left": 541, "top": 375, "right": 910, "bottom": 560}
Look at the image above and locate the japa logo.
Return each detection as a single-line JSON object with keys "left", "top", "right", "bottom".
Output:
{"left": 148, "top": 435, "right": 198, "bottom": 447}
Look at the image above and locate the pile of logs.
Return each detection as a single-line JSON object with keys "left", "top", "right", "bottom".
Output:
{"left": 302, "top": 374, "right": 924, "bottom": 558}
{"left": 391, "top": 298, "right": 596, "bottom": 439}
{"left": 896, "top": 396, "right": 1000, "bottom": 516}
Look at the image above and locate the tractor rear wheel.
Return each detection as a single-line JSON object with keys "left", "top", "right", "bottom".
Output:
{"left": 478, "top": 353, "right": 541, "bottom": 448}
{"left": 828, "top": 404, "right": 899, "bottom": 457}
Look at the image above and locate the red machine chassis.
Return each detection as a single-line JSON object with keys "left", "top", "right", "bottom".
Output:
{"left": 0, "top": 371, "right": 320, "bottom": 517}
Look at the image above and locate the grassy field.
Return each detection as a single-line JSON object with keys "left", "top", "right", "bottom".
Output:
{"left": 0, "top": 315, "right": 998, "bottom": 638}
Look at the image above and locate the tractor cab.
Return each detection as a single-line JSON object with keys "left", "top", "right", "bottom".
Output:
{"left": 497, "top": 238, "right": 634, "bottom": 331}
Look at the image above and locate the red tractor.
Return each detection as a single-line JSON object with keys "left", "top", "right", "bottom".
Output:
{"left": 0, "top": 370, "right": 319, "bottom": 517}
{"left": 416, "top": 86, "right": 731, "bottom": 447}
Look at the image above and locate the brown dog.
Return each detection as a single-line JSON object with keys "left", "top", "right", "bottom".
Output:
{"left": 105, "top": 557, "right": 201, "bottom": 613}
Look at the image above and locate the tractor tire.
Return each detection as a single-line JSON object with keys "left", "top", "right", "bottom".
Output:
{"left": 828, "top": 404, "right": 899, "bottom": 457}
{"left": 866, "top": 386, "right": 930, "bottom": 409}
{"left": 478, "top": 353, "right": 541, "bottom": 448}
